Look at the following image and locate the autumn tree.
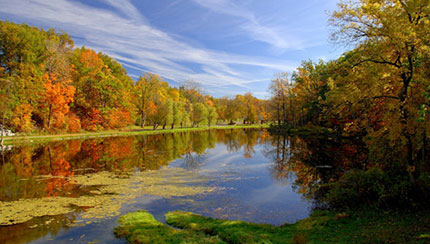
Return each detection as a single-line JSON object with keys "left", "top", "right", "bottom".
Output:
{"left": 41, "top": 74, "right": 75, "bottom": 130}
{"left": 224, "top": 98, "right": 240, "bottom": 124}
{"left": 330, "top": 0, "right": 430, "bottom": 167}
{"left": 134, "top": 73, "right": 159, "bottom": 127}
{"left": 70, "top": 47, "right": 134, "bottom": 130}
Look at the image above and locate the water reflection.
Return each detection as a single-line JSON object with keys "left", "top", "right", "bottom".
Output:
{"left": 1, "top": 130, "right": 272, "bottom": 202}
{"left": 265, "top": 133, "right": 368, "bottom": 201}
{"left": 0, "top": 129, "right": 322, "bottom": 243}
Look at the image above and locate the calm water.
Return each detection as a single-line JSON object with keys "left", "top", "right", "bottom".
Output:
{"left": 0, "top": 129, "right": 318, "bottom": 244}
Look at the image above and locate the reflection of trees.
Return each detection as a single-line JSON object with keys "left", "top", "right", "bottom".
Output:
{"left": 0, "top": 129, "right": 267, "bottom": 201}
{"left": 0, "top": 213, "right": 77, "bottom": 244}
{"left": 216, "top": 129, "right": 263, "bottom": 158}
{"left": 265, "top": 133, "right": 368, "bottom": 200}
{"left": 182, "top": 152, "right": 205, "bottom": 170}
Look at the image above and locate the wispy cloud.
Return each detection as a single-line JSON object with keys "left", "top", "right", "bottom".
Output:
{"left": 104, "top": 0, "right": 146, "bottom": 22}
{"left": 0, "top": 0, "right": 298, "bottom": 97}
{"left": 190, "top": 0, "right": 302, "bottom": 50}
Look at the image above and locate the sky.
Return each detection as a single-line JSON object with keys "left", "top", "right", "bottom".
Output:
{"left": 0, "top": 0, "right": 345, "bottom": 98}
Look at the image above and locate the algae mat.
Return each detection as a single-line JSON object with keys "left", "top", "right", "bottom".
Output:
{"left": 0, "top": 167, "right": 215, "bottom": 226}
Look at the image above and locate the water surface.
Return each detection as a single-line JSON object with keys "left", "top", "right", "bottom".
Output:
{"left": 0, "top": 129, "right": 312, "bottom": 244}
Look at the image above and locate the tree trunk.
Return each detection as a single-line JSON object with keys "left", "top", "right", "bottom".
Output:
{"left": 0, "top": 125, "right": 3, "bottom": 147}
{"left": 47, "top": 104, "right": 52, "bottom": 129}
{"left": 0, "top": 113, "right": 4, "bottom": 147}
{"left": 140, "top": 112, "right": 145, "bottom": 128}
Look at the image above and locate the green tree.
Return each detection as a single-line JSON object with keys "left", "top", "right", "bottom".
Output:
{"left": 192, "top": 103, "right": 208, "bottom": 127}
{"left": 207, "top": 106, "right": 218, "bottom": 127}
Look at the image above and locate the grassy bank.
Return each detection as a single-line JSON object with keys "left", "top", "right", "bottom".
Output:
{"left": 115, "top": 210, "right": 430, "bottom": 244}
{"left": 268, "top": 124, "right": 335, "bottom": 136}
{"left": 1, "top": 124, "right": 269, "bottom": 145}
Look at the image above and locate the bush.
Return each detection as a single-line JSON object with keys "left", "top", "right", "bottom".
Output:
{"left": 321, "top": 168, "right": 387, "bottom": 209}
{"left": 319, "top": 167, "right": 429, "bottom": 209}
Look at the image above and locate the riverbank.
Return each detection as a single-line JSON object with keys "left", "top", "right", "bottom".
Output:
{"left": 1, "top": 124, "right": 269, "bottom": 145}
{"left": 115, "top": 209, "right": 430, "bottom": 244}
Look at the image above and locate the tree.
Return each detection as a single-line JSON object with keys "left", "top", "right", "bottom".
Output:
{"left": 171, "top": 101, "right": 185, "bottom": 129}
{"left": 192, "top": 103, "right": 208, "bottom": 127}
{"left": 134, "top": 73, "right": 158, "bottom": 127}
{"left": 159, "top": 99, "right": 173, "bottom": 129}
{"left": 330, "top": 0, "right": 430, "bottom": 167}
{"left": 269, "top": 73, "right": 290, "bottom": 125}
{"left": 41, "top": 74, "right": 75, "bottom": 130}
{"left": 242, "top": 93, "right": 259, "bottom": 124}
{"left": 70, "top": 47, "right": 134, "bottom": 130}
{"left": 207, "top": 106, "right": 218, "bottom": 127}
{"left": 224, "top": 98, "right": 240, "bottom": 124}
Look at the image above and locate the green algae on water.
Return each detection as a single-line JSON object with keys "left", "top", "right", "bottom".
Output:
{"left": 0, "top": 167, "right": 214, "bottom": 226}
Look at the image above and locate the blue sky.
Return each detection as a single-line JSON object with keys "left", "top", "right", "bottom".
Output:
{"left": 0, "top": 0, "right": 345, "bottom": 98}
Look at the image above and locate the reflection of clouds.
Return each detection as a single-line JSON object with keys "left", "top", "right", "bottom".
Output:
{"left": 248, "top": 184, "right": 292, "bottom": 205}
{"left": 193, "top": 144, "right": 274, "bottom": 175}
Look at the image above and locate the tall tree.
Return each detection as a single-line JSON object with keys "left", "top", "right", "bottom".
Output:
{"left": 330, "top": 0, "right": 430, "bottom": 167}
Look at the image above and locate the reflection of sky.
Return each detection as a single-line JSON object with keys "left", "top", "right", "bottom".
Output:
{"left": 166, "top": 142, "right": 311, "bottom": 225}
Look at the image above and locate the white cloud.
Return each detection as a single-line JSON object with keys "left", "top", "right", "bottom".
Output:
{"left": 104, "top": 0, "right": 145, "bottom": 22}
{"left": 0, "top": 0, "right": 297, "bottom": 97}
{"left": 190, "top": 0, "right": 302, "bottom": 50}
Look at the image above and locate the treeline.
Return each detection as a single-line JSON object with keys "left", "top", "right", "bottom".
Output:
{"left": 269, "top": 0, "right": 430, "bottom": 208}
{"left": 0, "top": 21, "right": 269, "bottom": 134}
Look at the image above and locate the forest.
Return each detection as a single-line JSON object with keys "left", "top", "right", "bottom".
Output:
{"left": 268, "top": 0, "right": 430, "bottom": 209}
{"left": 0, "top": 21, "right": 269, "bottom": 134}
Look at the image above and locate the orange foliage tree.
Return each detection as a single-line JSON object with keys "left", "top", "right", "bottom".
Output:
{"left": 41, "top": 74, "right": 75, "bottom": 131}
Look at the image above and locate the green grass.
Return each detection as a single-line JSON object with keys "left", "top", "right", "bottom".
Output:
{"left": 2, "top": 124, "right": 269, "bottom": 145}
{"left": 114, "top": 211, "right": 225, "bottom": 244}
{"left": 115, "top": 209, "right": 430, "bottom": 244}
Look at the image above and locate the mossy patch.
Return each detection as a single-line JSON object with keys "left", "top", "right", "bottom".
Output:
{"left": 166, "top": 211, "right": 294, "bottom": 244}
{"left": 115, "top": 210, "right": 430, "bottom": 244}
{"left": 116, "top": 211, "right": 295, "bottom": 244}
{"left": 0, "top": 167, "right": 214, "bottom": 226}
{"left": 114, "top": 211, "right": 225, "bottom": 244}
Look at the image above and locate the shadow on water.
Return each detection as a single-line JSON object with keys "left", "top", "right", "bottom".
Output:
{"left": 265, "top": 132, "right": 368, "bottom": 206}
